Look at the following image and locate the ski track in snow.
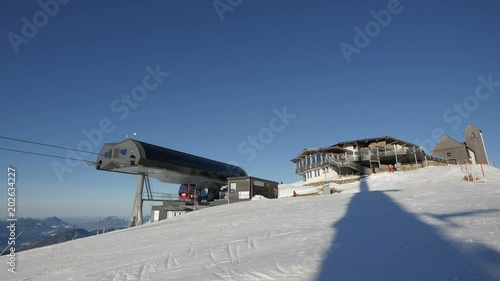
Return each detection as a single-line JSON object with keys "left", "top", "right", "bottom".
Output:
{"left": 2, "top": 166, "right": 500, "bottom": 280}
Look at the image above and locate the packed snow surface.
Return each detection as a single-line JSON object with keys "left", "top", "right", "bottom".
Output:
{"left": 2, "top": 166, "right": 500, "bottom": 280}
{"left": 278, "top": 182, "right": 322, "bottom": 198}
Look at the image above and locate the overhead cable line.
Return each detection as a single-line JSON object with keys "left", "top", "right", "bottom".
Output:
{"left": 0, "top": 147, "right": 92, "bottom": 162}
{"left": 0, "top": 135, "right": 101, "bottom": 155}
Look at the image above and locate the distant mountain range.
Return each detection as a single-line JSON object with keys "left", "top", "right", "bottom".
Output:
{"left": 0, "top": 216, "right": 72, "bottom": 251}
{"left": 21, "top": 228, "right": 93, "bottom": 251}
{"left": 63, "top": 216, "right": 131, "bottom": 232}
{"left": 0, "top": 216, "right": 145, "bottom": 253}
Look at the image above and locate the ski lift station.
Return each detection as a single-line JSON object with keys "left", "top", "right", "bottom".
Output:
{"left": 225, "top": 176, "right": 278, "bottom": 201}
{"left": 88, "top": 139, "right": 278, "bottom": 226}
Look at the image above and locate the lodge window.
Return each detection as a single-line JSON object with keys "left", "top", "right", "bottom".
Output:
{"left": 447, "top": 153, "right": 452, "bottom": 157}
{"left": 470, "top": 133, "right": 475, "bottom": 138}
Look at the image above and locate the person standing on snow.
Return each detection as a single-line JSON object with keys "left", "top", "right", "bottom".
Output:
{"left": 389, "top": 164, "right": 394, "bottom": 173}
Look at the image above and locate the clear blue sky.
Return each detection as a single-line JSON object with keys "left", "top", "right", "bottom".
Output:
{"left": 1, "top": 0, "right": 499, "bottom": 217}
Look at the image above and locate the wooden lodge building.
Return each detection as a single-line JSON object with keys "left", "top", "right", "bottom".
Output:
{"left": 291, "top": 136, "right": 442, "bottom": 183}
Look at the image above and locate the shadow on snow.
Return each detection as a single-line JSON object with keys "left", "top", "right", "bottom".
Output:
{"left": 315, "top": 178, "right": 500, "bottom": 281}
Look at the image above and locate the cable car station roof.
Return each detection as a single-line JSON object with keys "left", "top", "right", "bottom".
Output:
{"left": 93, "top": 139, "right": 247, "bottom": 186}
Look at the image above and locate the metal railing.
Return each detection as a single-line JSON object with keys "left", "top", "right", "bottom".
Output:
{"left": 329, "top": 158, "right": 372, "bottom": 174}
{"left": 143, "top": 192, "right": 180, "bottom": 201}
{"left": 295, "top": 161, "right": 329, "bottom": 174}
{"left": 426, "top": 155, "right": 447, "bottom": 163}
{"left": 295, "top": 157, "right": 372, "bottom": 174}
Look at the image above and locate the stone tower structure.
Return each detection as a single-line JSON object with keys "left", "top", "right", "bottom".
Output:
{"left": 464, "top": 124, "right": 490, "bottom": 165}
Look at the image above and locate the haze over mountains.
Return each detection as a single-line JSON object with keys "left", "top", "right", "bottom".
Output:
{"left": 0, "top": 216, "right": 131, "bottom": 252}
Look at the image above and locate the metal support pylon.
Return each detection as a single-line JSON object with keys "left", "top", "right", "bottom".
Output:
{"left": 145, "top": 175, "right": 153, "bottom": 200}
{"left": 128, "top": 173, "right": 145, "bottom": 227}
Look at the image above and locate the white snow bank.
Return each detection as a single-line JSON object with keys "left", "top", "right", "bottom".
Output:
{"left": 2, "top": 166, "right": 500, "bottom": 280}
{"left": 278, "top": 181, "right": 321, "bottom": 197}
{"left": 251, "top": 195, "right": 268, "bottom": 200}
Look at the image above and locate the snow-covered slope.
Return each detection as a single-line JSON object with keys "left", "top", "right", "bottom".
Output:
{"left": 2, "top": 166, "right": 500, "bottom": 280}
{"left": 278, "top": 181, "right": 322, "bottom": 198}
